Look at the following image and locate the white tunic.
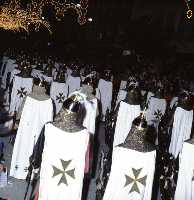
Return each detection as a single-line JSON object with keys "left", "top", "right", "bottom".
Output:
{"left": 115, "top": 89, "right": 127, "bottom": 109}
{"left": 103, "top": 147, "right": 156, "bottom": 200}
{"left": 97, "top": 79, "right": 113, "bottom": 121}
{"left": 83, "top": 98, "right": 98, "bottom": 135}
{"left": 169, "top": 107, "right": 193, "bottom": 158}
{"left": 10, "top": 96, "right": 53, "bottom": 179}
{"left": 170, "top": 97, "right": 178, "bottom": 109}
{"left": 50, "top": 81, "right": 68, "bottom": 114}
{"left": 175, "top": 142, "right": 194, "bottom": 200}
{"left": 66, "top": 75, "right": 81, "bottom": 96}
{"left": 9, "top": 76, "right": 33, "bottom": 113}
{"left": 145, "top": 97, "right": 167, "bottom": 125}
{"left": 31, "top": 69, "right": 43, "bottom": 79}
{"left": 120, "top": 80, "right": 127, "bottom": 90}
{"left": 113, "top": 101, "right": 141, "bottom": 147}
{"left": 39, "top": 124, "right": 89, "bottom": 200}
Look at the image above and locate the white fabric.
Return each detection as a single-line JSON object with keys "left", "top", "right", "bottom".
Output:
{"left": 97, "top": 79, "right": 113, "bottom": 121}
{"left": 175, "top": 142, "right": 194, "bottom": 200}
{"left": 10, "top": 68, "right": 20, "bottom": 83}
{"left": 1, "top": 59, "right": 17, "bottom": 89}
{"left": 146, "top": 91, "right": 154, "bottom": 104}
{"left": 9, "top": 76, "right": 33, "bottom": 113}
{"left": 66, "top": 75, "right": 81, "bottom": 96}
{"left": 145, "top": 97, "right": 167, "bottom": 125}
{"left": 170, "top": 97, "right": 178, "bottom": 109}
{"left": 31, "top": 69, "right": 43, "bottom": 79}
{"left": 169, "top": 107, "right": 193, "bottom": 158}
{"left": 113, "top": 101, "right": 141, "bottom": 147}
{"left": 41, "top": 75, "right": 53, "bottom": 83}
{"left": 39, "top": 124, "right": 89, "bottom": 200}
{"left": 120, "top": 80, "right": 127, "bottom": 90}
{"left": 70, "top": 91, "right": 98, "bottom": 135}
{"left": 10, "top": 96, "right": 53, "bottom": 179}
{"left": 83, "top": 98, "right": 98, "bottom": 135}
{"left": 115, "top": 89, "right": 127, "bottom": 109}
{"left": 103, "top": 147, "right": 156, "bottom": 200}
{"left": 50, "top": 81, "right": 68, "bottom": 114}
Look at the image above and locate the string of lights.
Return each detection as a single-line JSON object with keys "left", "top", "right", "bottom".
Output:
{"left": 184, "top": 0, "right": 192, "bottom": 19}
{"left": 0, "top": 0, "right": 89, "bottom": 33}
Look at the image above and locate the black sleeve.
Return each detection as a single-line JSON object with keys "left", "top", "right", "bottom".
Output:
{"left": 29, "top": 126, "right": 45, "bottom": 169}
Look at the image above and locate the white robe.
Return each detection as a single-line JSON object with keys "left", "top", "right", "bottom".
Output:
{"left": 70, "top": 91, "right": 98, "bottom": 135}
{"left": 115, "top": 89, "right": 127, "bottom": 109}
{"left": 10, "top": 96, "right": 53, "bottom": 179}
{"left": 169, "top": 107, "right": 193, "bottom": 158}
{"left": 120, "top": 80, "right": 127, "bottom": 90}
{"left": 170, "top": 97, "right": 178, "bottom": 109}
{"left": 103, "top": 147, "right": 156, "bottom": 200}
{"left": 83, "top": 98, "right": 98, "bottom": 135}
{"left": 145, "top": 97, "right": 167, "bottom": 125}
{"left": 9, "top": 76, "right": 33, "bottom": 113}
{"left": 41, "top": 75, "right": 53, "bottom": 83}
{"left": 50, "top": 81, "right": 68, "bottom": 114}
{"left": 113, "top": 101, "right": 141, "bottom": 147}
{"left": 31, "top": 69, "right": 43, "bottom": 79}
{"left": 39, "top": 124, "right": 89, "bottom": 200}
{"left": 175, "top": 142, "right": 194, "bottom": 200}
{"left": 66, "top": 75, "right": 81, "bottom": 96}
{"left": 97, "top": 79, "right": 113, "bottom": 121}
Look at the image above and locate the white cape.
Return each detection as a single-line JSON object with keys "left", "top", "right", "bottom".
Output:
{"left": 115, "top": 89, "right": 127, "bottom": 109}
{"left": 9, "top": 76, "right": 33, "bottom": 113}
{"left": 145, "top": 97, "right": 167, "bottom": 125}
{"left": 103, "top": 147, "right": 156, "bottom": 200}
{"left": 169, "top": 107, "right": 193, "bottom": 158}
{"left": 70, "top": 91, "right": 98, "bottom": 135}
{"left": 83, "top": 98, "right": 98, "bottom": 135}
{"left": 66, "top": 75, "right": 81, "bottom": 96}
{"left": 39, "top": 124, "right": 89, "bottom": 200}
{"left": 175, "top": 142, "right": 194, "bottom": 200}
{"left": 97, "top": 79, "right": 113, "bottom": 120}
{"left": 31, "top": 69, "right": 43, "bottom": 79}
{"left": 113, "top": 101, "right": 141, "bottom": 147}
{"left": 50, "top": 81, "right": 68, "bottom": 114}
{"left": 10, "top": 96, "right": 53, "bottom": 179}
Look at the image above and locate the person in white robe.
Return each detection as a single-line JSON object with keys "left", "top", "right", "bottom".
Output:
{"left": 9, "top": 75, "right": 33, "bottom": 114}
{"left": 113, "top": 79, "right": 141, "bottom": 147}
{"left": 103, "top": 114, "right": 156, "bottom": 200}
{"left": 28, "top": 93, "right": 90, "bottom": 200}
{"left": 169, "top": 91, "right": 193, "bottom": 159}
{"left": 50, "top": 81, "right": 68, "bottom": 115}
{"left": 66, "top": 66, "right": 81, "bottom": 96}
{"left": 97, "top": 69, "right": 113, "bottom": 121}
{"left": 10, "top": 82, "right": 53, "bottom": 179}
{"left": 174, "top": 140, "right": 194, "bottom": 200}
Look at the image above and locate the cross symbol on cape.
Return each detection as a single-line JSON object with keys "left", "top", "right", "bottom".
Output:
{"left": 17, "top": 87, "right": 27, "bottom": 98}
{"left": 52, "top": 159, "right": 75, "bottom": 186}
{"left": 124, "top": 168, "right": 147, "bottom": 194}
{"left": 56, "top": 93, "right": 65, "bottom": 104}
{"left": 154, "top": 109, "right": 163, "bottom": 120}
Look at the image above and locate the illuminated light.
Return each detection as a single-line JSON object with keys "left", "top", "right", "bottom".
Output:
{"left": 184, "top": 0, "right": 193, "bottom": 19}
{"left": 0, "top": 0, "right": 89, "bottom": 33}
{"left": 187, "top": 9, "right": 193, "bottom": 19}
{"left": 88, "top": 17, "right": 92, "bottom": 22}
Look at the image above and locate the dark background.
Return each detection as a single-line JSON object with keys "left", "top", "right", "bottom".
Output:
{"left": 0, "top": 0, "right": 194, "bottom": 64}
